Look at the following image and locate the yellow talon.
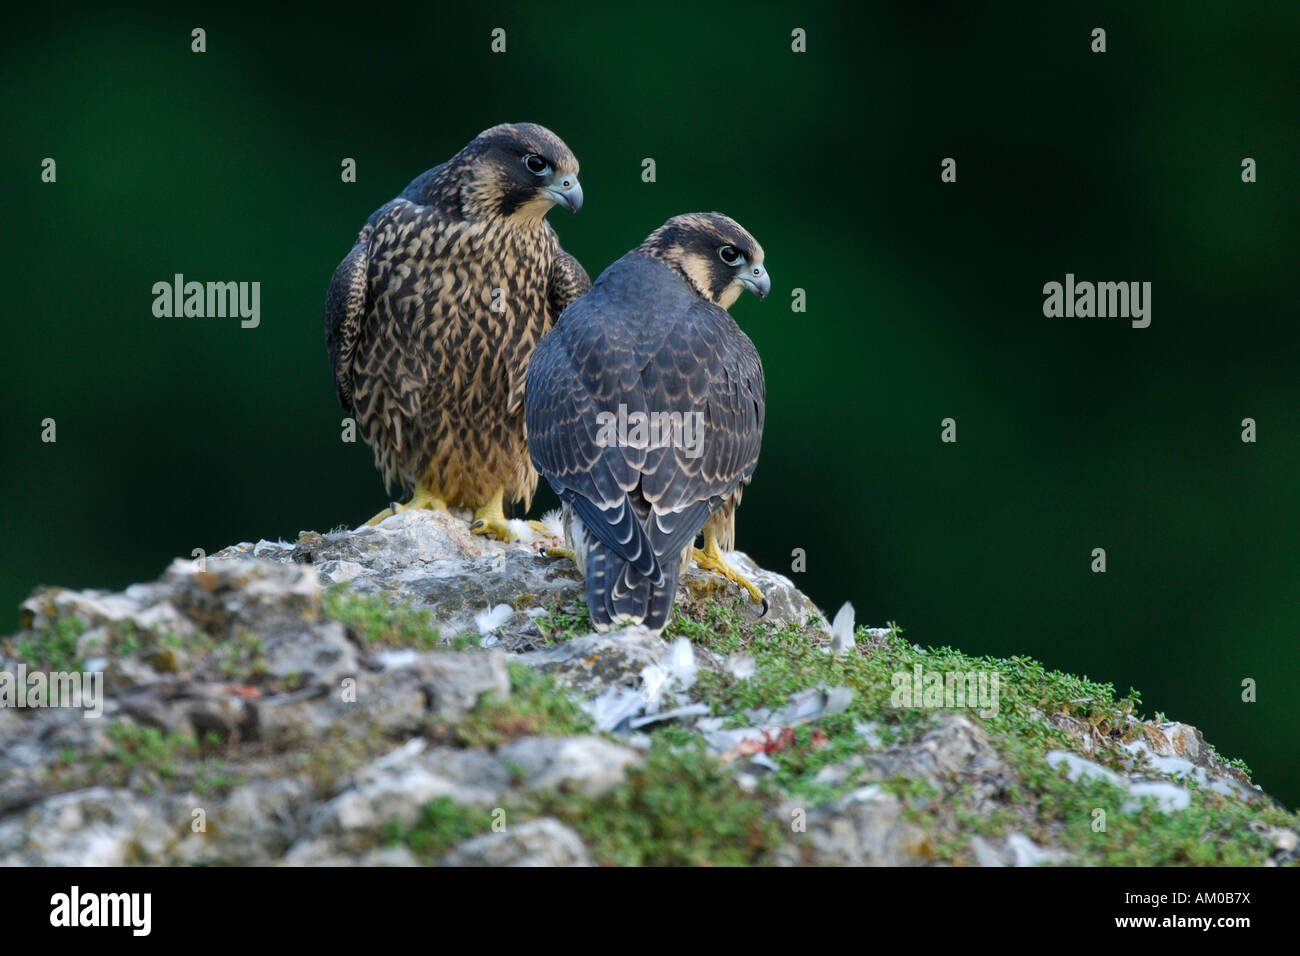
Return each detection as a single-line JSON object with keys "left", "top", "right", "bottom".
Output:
{"left": 470, "top": 488, "right": 520, "bottom": 543}
{"left": 543, "top": 547, "right": 577, "bottom": 562}
{"left": 365, "top": 484, "right": 448, "bottom": 526}
{"left": 693, "top": 534, "right": 766, "bottom": 609}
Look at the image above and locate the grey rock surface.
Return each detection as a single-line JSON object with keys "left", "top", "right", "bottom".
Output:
{"left": 438, "top": 818, "right": 592, "bottom": 867}
{"left": 1, "top": 510, "right": 1292, "bottom": 866}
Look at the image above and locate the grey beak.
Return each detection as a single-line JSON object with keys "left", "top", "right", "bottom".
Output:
{"left": 545, "top": 175, "right": 583, "bottom": 214}
{"left": 740, "top": 263, "right": 770, "bottom": 300}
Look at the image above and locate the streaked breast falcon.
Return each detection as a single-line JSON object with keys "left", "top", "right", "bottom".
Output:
{"left": 324, "top": 122, "right": 590, "bottom": 539}
{"left": 526, "top": 213, "right": 769, "bottom": 632}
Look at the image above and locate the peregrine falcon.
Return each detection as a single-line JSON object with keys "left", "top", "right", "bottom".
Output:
{"left": 526, "top": 213, "right": 769, "bottom": 632}
{"left": 325, "top": 122, "right": 590, "bottom": 539}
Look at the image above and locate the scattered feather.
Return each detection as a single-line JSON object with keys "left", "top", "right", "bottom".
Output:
{"left": 583, "top": 686, "right": 647, "bottom": 733}
{"left": 473, "top": 603, "right": 512, "bottom": 635}
{"left": 539, "top": 508, "right": 566, "bottom": 539}
{"left": 629, "top": 702, "right": 711, "bottom": 729}
{"left": 377, "top": 649, "right": 418, "bottom": 670}
{"left": 726, "top": 653, "right": 756, "bottom": 679}
{"left": 371, "top": 737, "right": 426, "bottom": 770}
{"left": 829, "top": 601, "right": 856, "bottom": 656}
{"left": 667, "top": 637, "right": 697, "bottom": 690}
{"left": 639, "top": 663, "right": 669, "bottom": 710}
{"left": 506, "top": 519, "right": 535, "bottom": 544}
{"left": 745, "top": 686, "right": 854, "bottom": 726}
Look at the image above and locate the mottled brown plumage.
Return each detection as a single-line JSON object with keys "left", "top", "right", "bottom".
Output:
{"left": 325, "top": 123, "right": 590, "bottom": 535}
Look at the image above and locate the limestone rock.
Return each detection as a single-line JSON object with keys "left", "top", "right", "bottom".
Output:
{"left": 438, "top": 818, "right": 592, "bottom": 867}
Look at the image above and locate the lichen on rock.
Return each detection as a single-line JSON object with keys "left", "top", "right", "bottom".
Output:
{"left": 1, "top": 510, "right": 1296, "bottom": 866}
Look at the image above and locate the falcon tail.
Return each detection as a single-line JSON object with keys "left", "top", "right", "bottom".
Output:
{"left": 584, "top": 542, "right": 682, "bottom": 634}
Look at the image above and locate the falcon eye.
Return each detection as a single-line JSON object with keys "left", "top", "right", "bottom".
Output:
{"left": 523, "top": 153, "right": 550, "bottom": 175}
{"left": 718, "top": 245, "right": 744, "bottom": 266}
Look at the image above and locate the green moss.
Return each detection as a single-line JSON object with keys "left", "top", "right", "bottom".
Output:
{"left": 398, "top": 734, "right": 781, "bottom": 866}
{"left": 286, "top": 721, "right": 396, "bottom": 800}
{"left": 115, "top": 622, "right": 141, "bottom": 657}
{"left": 12, "top": 580, "right": 1296, "bottom": 867}
{"left": 546, "top": 736, "right": 781, "bottom": 866}
{"left": 532, "top": 600, "right": 591, "bottom": 644}
{"left": 455, "top": 663, "right": 593, "bottom": 748}
{"left": 192, "top": 758, "right": 247, "bottom": 797}
{"left": 322, "top": 586, "right": 440, "bottom": 648}
{"left": 213, "top": 629, "right": 267, "bottom": 681}
{"left": 1206, "top": 742, "right": 1252, "bottom": 777}
{"left": 104, "top": 720, "right": 197, "bottom": 783}
{"left": 321, "top": 583, "right": 510, "bottom": 654}
{"left": 383, "top": 796, "right": 487, "bottom": 859}
{"left": 6, "top": 616, "right": 84, "bottom": 672}
{"left": 660, "top": 597, "right": 1300, "bottom": 865}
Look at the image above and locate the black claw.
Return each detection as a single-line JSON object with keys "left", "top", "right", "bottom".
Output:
{"left": 470, "top": 520, "right": 484, "bottom": 530}
{"left": 389, "top": 502, "right": 399, "bottom": 515}
{"left": 759, "top": 595, "right": 770, "bottom": 618}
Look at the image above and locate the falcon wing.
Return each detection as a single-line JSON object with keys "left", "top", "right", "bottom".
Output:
{"left": 527, "top": 253, "right": 764, "bottom": 576}
{"left": 323, "top": 222, "right": 373, "bottom": 411}
{"left": 636, "top": 295, "right": 765, "bottom": 562}
{"left": 328, "top": 160, "right": 452, "bottom": 413}
{"left": 548, "top": 247, "right": 592, "bottom": 317}
{"left": 509, "top": 244, "right": 591, "bottom": 419}
{"left": 526, "top": 277, "right": 662, "bottom": 582}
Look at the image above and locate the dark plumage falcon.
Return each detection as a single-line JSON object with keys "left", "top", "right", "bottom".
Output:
{"left": 526, "top": 213, "right": 769, "bottom": 632}
{"left": 325, "top": 122, "right": 590, "bottom": 539}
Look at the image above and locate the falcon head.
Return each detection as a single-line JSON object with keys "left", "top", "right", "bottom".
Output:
{"left": 641, "top": 212, "right": 769, "bottom": 310}
{"left": 458, "top": 122, "right": 583, "bottom": 224}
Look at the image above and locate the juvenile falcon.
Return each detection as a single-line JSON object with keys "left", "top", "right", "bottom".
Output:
{"left": 325, "top": 122, "right": 590, "bottom": 539}
{"left": 526, "top": 213, "right": 769, "bottom": 632}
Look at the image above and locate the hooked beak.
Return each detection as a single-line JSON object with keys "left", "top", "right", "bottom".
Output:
{"left": 545, "top": 174, "right": 583, "bottom": 214}
{"left": 739, "top": 263, "right": 770, "bottom": 300}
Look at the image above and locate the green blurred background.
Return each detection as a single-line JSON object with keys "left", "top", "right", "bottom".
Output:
{"left": 3, "top": 2, "right": 1297, "bottom": 805}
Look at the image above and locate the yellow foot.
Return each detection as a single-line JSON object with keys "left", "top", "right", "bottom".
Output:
{"left": 365, "top": 486, "right": 448, "bottom": 527}
{"left": 469, "top": 488, "right": 523, "bottom": 543}
{"left": 542, "top": 547, "right": 576, "bottom": 562}
{"left": 473, "top": 517, "right": 550, "bottom": 543}
{"left": 470, "top": 516, "right": 514, "bottom": 542}
{"left": 693, "top": 536, "right": 768, "bottom": 614}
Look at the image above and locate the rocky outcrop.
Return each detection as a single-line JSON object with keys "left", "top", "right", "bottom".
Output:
{"left": 1, "top": 509, "right": 1295, "bottom": 866}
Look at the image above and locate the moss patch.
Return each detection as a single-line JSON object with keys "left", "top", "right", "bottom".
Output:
{"left": 665, "top": 598, "right": 1299, "bottom": 865}
{"left": 322, "top": 587, "right": 440, "bottom": 648}
{"left": 4, "top": 616, "right": 84, "bottom": 672}
{"left": 383, "top": 796, "right": 486, "bottom": 859}
{"left": 550, "top": 736, "right": 780, "bottom": 865}
{"left": 454, "top": 662, "right": 593, "bottom": 748}
{"left": 532, "top": 600, "right": 592, "bottom": 645}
